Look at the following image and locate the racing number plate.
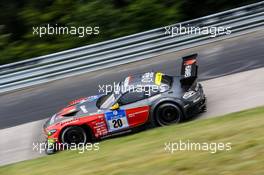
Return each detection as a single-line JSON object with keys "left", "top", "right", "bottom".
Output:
{"left": 105, "top": 110, "right": 129, "bottom": 132}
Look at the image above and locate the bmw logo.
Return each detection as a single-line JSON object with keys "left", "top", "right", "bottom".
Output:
{"left": 113, "top": 110, "right": 118, "bottom": 115}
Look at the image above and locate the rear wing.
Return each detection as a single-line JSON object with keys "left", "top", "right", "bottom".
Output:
{"left": 180, "top": 54, "right": 198, "bottom": 87}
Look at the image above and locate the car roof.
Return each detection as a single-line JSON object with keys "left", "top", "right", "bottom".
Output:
{"left": 123, "top": 72, "right": 158, "bottom": 87}
{"left": 117, "top": 72, "right": 172, "bottom": 94}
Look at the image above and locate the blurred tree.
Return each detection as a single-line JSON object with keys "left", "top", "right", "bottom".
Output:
{"left": 0, "top": 0, "right": 261, "bottom": 65}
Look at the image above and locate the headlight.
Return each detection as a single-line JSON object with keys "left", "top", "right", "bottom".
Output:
{"left": 48, "top": 129, "right": 57, "bottom": 136}
{"left": 183, "top": 91, "right": 196, "bottom": 99}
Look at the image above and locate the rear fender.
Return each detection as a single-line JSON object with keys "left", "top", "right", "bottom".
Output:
{"left": 150, "top": 98, "right": 186, "bottom": 125}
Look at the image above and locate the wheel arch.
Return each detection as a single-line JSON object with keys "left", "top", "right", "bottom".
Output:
{"left": 150, "top": 98, "right": 186, "bottom": 125}
{"left": 59, "top": 124, "right": 94, "bottom": 143}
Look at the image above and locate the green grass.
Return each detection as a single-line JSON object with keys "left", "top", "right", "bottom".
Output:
{"left": 1, "top": 107, "right": 264, "bottom": 175}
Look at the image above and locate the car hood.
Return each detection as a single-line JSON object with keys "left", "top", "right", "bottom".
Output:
{"left": 44, "top": 94, "right": 104, "bottom": 128}
{"left": 74, "top": 94, "right": 105, "bottom": 115}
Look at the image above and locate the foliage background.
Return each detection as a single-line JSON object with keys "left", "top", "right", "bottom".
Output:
{"left": 0, "top": 0, "right": 261, "bottom": 65}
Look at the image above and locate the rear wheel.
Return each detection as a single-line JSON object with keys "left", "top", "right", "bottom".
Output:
{"left": 155, "top": 103, "right": 182, "bottom": 126}
{"left": 61, "top": 126, "right": 87, "bottom": 145}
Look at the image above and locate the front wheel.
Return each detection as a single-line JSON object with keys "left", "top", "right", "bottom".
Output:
{"left": 61, "top": 126, "right": 87, "bottom": 145}
{"left": 155, "top": 103, "right": 183, "bottom": 126}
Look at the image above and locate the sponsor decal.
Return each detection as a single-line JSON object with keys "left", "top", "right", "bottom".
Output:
{"left": 105, "top": 110, "right": 129, "bottom": 132}
{"left": 60, "top": 118, "right": 79, "bottom": 125}
{"left": 184, "top": 65, "right": 192, "bottom": 77}
{"left": 141, "top": 72, "right": 154, "bottom": 83}
{"left": 155, "top": 72, "right": 163, "bottom": 85}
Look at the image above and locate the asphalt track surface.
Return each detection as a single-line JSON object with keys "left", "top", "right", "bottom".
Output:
{"left": 0, "top": 29, "right": 264, "bottom": 165}
{"left": 0, "top": 30, "right": 264, "bottom": 129}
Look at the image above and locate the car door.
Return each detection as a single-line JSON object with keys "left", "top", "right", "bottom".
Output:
{"left": 117, "top": 91, "right": 150, "bottom": 129}
{"left": 104, "top": 90, "right": 151, "bottom": 133}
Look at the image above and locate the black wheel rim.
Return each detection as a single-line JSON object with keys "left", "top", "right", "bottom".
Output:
{"left": 64, "top": 129, "right": 85, "bottom": 144}
{"left": 158, "top": 105, "right": 180, "bottom": 125}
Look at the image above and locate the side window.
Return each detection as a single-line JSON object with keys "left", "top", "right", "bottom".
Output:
{"left": 118, "top": 91, "right": 145, "bottom": 105}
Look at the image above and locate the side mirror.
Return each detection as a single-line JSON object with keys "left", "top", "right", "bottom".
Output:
{"left": 111, "top": 103, "right": 120, "bottom": 110}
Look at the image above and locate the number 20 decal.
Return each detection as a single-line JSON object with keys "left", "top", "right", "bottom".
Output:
{"left": 112, "top": 119, "right": 123, "bottom": 128}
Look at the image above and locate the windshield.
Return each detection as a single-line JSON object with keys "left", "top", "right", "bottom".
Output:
{"left": 99, "top": 83, "right": 122, "bottom": 109}
{"left": 100, "top": 93, "right": 116, "bottom": 109}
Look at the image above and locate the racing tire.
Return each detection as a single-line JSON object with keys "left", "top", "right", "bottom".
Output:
{"left": 155, "top": 103, "right": 183, "bottom": 126}
{"left": 61, "top": 126, "right": 87, "bottom": 145}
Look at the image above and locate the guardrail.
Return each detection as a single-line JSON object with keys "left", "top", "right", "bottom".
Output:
{"left": 0, "top": 1, "right": 264, "bottom": 93}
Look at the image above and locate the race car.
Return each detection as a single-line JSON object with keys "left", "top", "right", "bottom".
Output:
{"left": 43, "top": 53, "right": 206, "bottom": 154}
